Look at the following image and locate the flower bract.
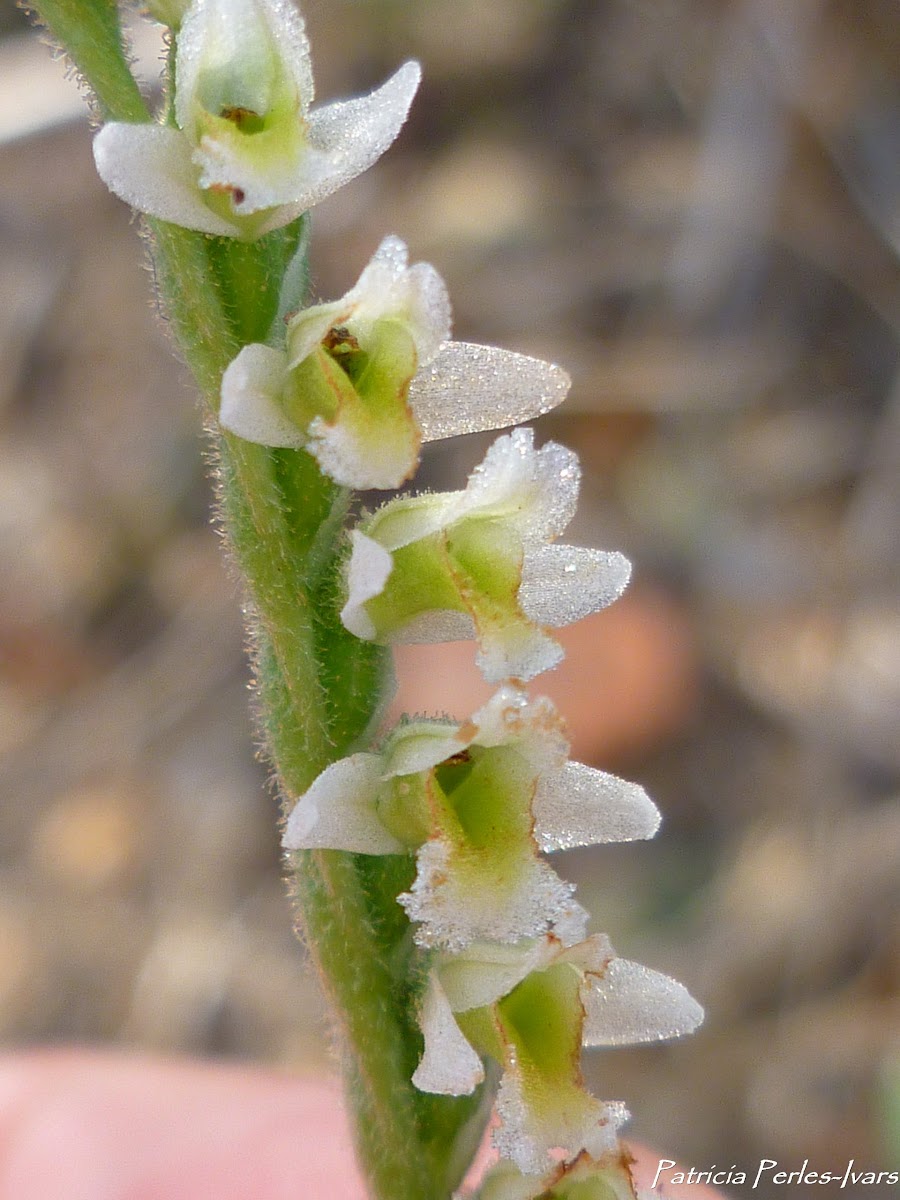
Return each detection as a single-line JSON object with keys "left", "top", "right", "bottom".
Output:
{"left": 93, "top": 0, "right": 420, "bottom": 239}
{"left": 282, "top": 687, "right": 661, "bottom": 951}
{"left": 340, "top": 428, "right": 632, "bottom": 682}
{"left": 413, "top": 934, "right": 704, "bottom": 1175}
{"left": 219, "top": 236, "right": 571, "bottom": 488}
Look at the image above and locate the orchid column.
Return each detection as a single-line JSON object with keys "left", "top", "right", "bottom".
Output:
{"left": 31, "top": 0, "right": 704, "bottom": 1195}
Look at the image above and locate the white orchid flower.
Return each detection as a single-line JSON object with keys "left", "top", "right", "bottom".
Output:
{"left": 219, "top": 236, "right": 571, "bottom": 488}
{"left": 341, "top": 427, "right": 631, "bottom": 682}
{"left": 412, "top": 934, "right": 704, "bottom": 1177}
{"left": 93, "top": 0, "right": 420, "bottom": 240}
{"left": 282, "top": 687, "right": 661, "bottom": 951}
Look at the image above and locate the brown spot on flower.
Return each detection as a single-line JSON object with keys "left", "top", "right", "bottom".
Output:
{"left": 443, "top": 750, "right": 471, "bottom": 767}
{"left": 220, "top": 105, "right": 261, "bottom": 129}
{"left": 323, "top": 325, "right": 360, "bottom": 354}
{"left": 456, "top": 719, "right": 478, "bottom": 744}
{"left": 207, "top": 182, "right": 246, "bottom": 206}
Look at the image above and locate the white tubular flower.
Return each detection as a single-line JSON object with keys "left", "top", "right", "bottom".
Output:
{"left": 93, "top": 0, "right": 420, "bottom": 239}
{"left": 413, "top": 935, "right": 704, "bottom": 1177}
{"left": 219, "top": 236, "right": 571, "bottom": 489}
{"left": 282, "top": 687, "right": 660, "bottom": 951}
{"left": 341, "top": 427, "right": 632, "bottom": 683}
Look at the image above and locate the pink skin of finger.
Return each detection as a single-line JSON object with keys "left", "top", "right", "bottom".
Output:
{"left": 0, "top": 1051, "right": 722, "bottom": 1200}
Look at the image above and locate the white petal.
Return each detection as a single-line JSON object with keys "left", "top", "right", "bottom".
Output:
{"left": 410, "top": 343, "right": 571, "bottom": 442}
{"left": 550, "top": 897, "right": 591, "bottom": 948}
{"left": 582, "top": 1103, "right": 631, "bottom": 1162}
{"left": 480, "top": 1111, "right": 631, "bottom": 1199}
{"left": 366, "top": 233, "right": 410, "bottom": 275}
{"left": 220, "top": 344, "right": 306, "bottom": 447}
{"left": 518, "top": 546, "right": 631, "bottom": 627}
{"left": 176, "top": 0, "right": 313, "bottom": 135}
{"left": 384, "top": 608, "right": 476, "bottom": 645}
{"left": 533, "top": 762, "right": 661, "bottom": 853}
{"left": 340, "top": 234, "right": 410, "bottom": 319}
{"left": 344, "top": 236, "right": 451, "bottom": 363}
{"left": 382, "top": 720, "right": 468, "bottom": 779}
{"left": 93, "top": 124, "right": 240, "bottom": 236}
{"left": 360, "top": 430, "right": 578, "bottom": 551}
{"left": 468, "top": 687, "right": 534, "bottom": 751}
{"left": 473, "top": 689, "right": 567, "bottom": 773}
{"left": 260, "top": 61, "right": 421, "bottom": 231}
{"left": 438, "top": 934, "right": 612, "bottom": 1018}
{"left": 365, "top": 491, "right": 461, "bottom": 552}
{"left": 412, "top": 973, "right": 484, "bottom": 1096}
{"left": 582, "top": 958, "right": 704, "bottom": 1047}
{"left": 340, "top": 531, "right": 394, "bottom": 641}
{"left": 281, "top": 753, "right": 404, "bottom": 854}
{"left": 401, "top": 837, "right": 578, "bottom": 952}
{"left": 305, "top": 411, "right": 417, "bottom": 490}
{"left": 493, "top": 1067, "right": 607, "bottom": 1177}
{"left": 403, "top": 262, "right": 453, "bottom": 363}
{"left": 556, "top": 932, "right": 615, "bottom": 975}
{"left": 438, "top": 939, "right": 559, "bottom": 1013}
{"left": 475, "top": 621, "right": 563, "bottom": 686}
{"left": 445, "top": 430, "right": 580, "bottom": 546}
{"left": 285, "top": 299, "right": 351, "bottom": 368}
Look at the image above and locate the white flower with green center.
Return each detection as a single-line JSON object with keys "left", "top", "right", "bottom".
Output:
{"left": 282, "top": 687, "right": 661, "bottom": 950}
{"left": 93, "top": 0, "right": 420, "bottom": 240}
{"left": 341, "top": 427, "right": 632, "bottom": 683}
{"left": 412, "top": 935, "right": 704, "bottom": 1176}
{"left": 219, "top": 236, "right": 571, "bottom": 488}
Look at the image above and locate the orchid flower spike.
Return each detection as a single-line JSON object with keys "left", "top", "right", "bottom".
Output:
{"left": 282, "top": 687, "right": 660, "bottom": 951}
{"left": 341, "top": 427, "right": 632, "bottom": 683}
{"left": 93, "top": 0, "right": 420, "bottom": 239}
{"left": 219, "top": 236, "right": 571, "bottom": 489}
{"left": 413, "top": 934, "right": 704, "bottom": 1176}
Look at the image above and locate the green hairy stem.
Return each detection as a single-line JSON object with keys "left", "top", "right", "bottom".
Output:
{"left": 27, "top": 0, "right": 148, "bottom": 122}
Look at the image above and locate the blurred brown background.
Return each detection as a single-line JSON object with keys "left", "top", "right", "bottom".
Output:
{"left": 0, "top": 0, "right": 898, "bottom": 1194}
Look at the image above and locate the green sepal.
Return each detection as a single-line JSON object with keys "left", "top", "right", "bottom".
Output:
{"left": 284, "top": 345, "right": 359, "bottom": 426}
{"left": 377, "top": 773, "right": 433, "bottom": 849}
{"left": 365, "top": 536, "right": 469, "bottom": 634}
{"left": 457, "top": 1004, "right": 507, "bottom": 1065}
